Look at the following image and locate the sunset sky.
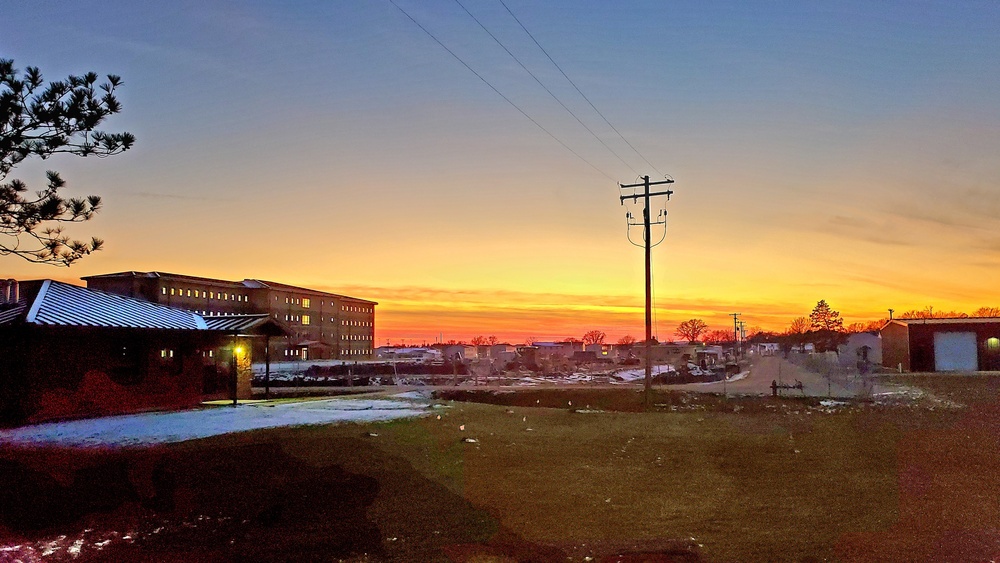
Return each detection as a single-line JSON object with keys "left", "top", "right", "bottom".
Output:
{"left": 4, "top": 1, "right": 999, "bottom": 344}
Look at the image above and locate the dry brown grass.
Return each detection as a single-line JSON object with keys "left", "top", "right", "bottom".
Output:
{"left": 3, "top": 380, "right": 1000, "bottom": 561}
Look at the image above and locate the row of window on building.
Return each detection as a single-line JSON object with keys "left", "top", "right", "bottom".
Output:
{"left": 281, "top": 348, "right": 371, "bottom": 357}
{"left": 343, "top": 305, "right": 372, "bottom": 313}
{"left": 279, "top": 297, "right": 372, "bottom": 314}
{"left": 274, "top": 313, "right": 373, "bottom": 327}
{"left": 163, "top": 287, "right": 249, "bottom": 302}
{"left": 283, "top": 297, "right": 312, "bottom": 307}
{"left": 162, "top": 349, "right": 216, "bottom": 358}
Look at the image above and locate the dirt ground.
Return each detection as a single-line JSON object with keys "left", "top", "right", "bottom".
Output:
{"left": 671, "top": 355, "right": 861, "bottom": 397}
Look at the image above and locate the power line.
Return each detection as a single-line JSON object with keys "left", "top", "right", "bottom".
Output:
{"left": 387, "top": 0, "right": 616, "bottom": 181}
{"left": 497, "top": 0, "right": 665, "bottom": 178}
{"left": 453, "top": 0, "right": 639, "bottom": 177}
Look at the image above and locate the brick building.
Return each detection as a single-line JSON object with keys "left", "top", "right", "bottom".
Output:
{"left": 84, "top": 272, "right": 376, "bottom": 360}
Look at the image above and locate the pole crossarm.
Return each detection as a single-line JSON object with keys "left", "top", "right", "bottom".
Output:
{"left": 619, "top": 179, "right": 674, "bottom": 188}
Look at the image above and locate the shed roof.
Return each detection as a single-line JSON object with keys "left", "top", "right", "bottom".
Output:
{"left": 0, "top": 302, "right": 26, "bottom": 325}
{"left": 9, "top": 280, "right": 208, "bottom": 330}
{"left": 885, "top": 317, "right": 1000, "bottom": 329}
{"left": 203, "top": 314, "right": 291, "bottom": 336}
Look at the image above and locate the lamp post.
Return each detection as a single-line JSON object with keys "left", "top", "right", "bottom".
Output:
{"left": 231, "top": 338, "right": 240, "bottom": 406}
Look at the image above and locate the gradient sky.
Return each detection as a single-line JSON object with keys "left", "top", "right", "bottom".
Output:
{"left": 4, "top": 1, "right": 999, "bottom": 344}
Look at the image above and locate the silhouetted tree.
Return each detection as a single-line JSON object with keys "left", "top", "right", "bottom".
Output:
{"left": 674, "top": 319, "right": 708, "bottom": 343}
{"left": 616, "top": 335, "right": 637, "bottom": 348}
{"left": 809, "top": 300, "right": 844, "bottom": 332}
{"left": 486, "top": 335, "right": 499, "bottom": 346}
{"left": 845, "top": 322, "right": 868, "bottom": 334}
{"left": 1, "top": 59, "right": 134, "bottom": 266}
{"left": 786, "top": 317, "right": 809, "bottom": 335}
{"left": 470, "top": 336, "right": 488, "bottom": 346}
{"left": 899, "top": 306, "right": 967, "bottom": 319}
{"left": 582, "top": 330, "right": 606, "bottom": 345}
{"left": 703, "top": 329, "right": 732, "bottom": 345}
{"left": 747, "top": 330, "right": 777, "bottom": 343}
{"left": 809, "top": 329, "right": 849, "bottom": 354}
{"left": 972, "top": 307, "right": 1000, "bottom": 317}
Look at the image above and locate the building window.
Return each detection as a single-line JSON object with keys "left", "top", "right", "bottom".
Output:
{"left": 302, "top": 315, "right": 310, "bottom": 325}
{"left": 303, "top": 298, "right": 310, "bottom": 309}
{"left": 161, "top": 287, "right": 167, "bottom": 295}
{"left": 210, "top": 291, "right": 215, "bottom": 299}
{"left": 170, "top": 288, "right": 175, "bottom": 296}
{"left": 286, "top": 297, "right": 289, "bottom": 304}
{"left": 988, "top": 337, "right": 1000, "bottom": 351}
{"left": 186, "top": 289, "right": 191, "bottom": 297}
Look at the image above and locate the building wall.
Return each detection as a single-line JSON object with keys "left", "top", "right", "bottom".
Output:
{"left": 0, "top": 326, "right": 209, "bottom": 424}
{"left": 882, "top": 321, "right": 1000, "bottom": 372}
{"left": 263, "top": 288, "right": 375, "bottom": 360}
{"left": 909, "top": 323, "right": 1000, "bottom": 372}
{"left": 880, "top": 322, "right": 910, "bottom": 372}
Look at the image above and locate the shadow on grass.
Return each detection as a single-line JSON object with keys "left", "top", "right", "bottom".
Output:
{"left": 0, "top": 434, "right": 576, "bottom": 562}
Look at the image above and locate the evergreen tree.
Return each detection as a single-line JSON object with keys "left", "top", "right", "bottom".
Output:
{"left": 1, "top": 59, "right": 134, "bottom": 266}
{"left": 809, "top": 300, "right": 844, "bottom": 332}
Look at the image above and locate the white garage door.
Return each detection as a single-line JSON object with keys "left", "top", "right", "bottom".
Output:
{"left": 934, "top": 332, "right": 978, "bottom": 372}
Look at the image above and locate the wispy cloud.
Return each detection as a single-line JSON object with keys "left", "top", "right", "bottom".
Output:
{"left": 127, "top": 191, "right": 220, "bottom": 201}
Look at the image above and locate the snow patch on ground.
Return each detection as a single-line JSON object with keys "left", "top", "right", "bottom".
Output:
{"left": 0, "top": 398, "right": 430, "bottom": 448}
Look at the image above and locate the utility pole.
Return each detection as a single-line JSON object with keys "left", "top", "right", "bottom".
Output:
{"left": 620, "top": 175, "right": 674, "bottom": 407}
{"left": 730, "top": 313, "right": 741, "bottom": 360}
{"left": 738, "top": 320, "right": 747, "bottom": 359}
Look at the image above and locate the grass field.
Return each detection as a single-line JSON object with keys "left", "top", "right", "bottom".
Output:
{"left": 2, "top": 378, "right": 999, "bottom": 562}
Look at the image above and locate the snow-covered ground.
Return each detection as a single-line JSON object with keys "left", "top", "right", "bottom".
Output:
{"left": 0, "top": 398, "right": 431, "bottom": 448}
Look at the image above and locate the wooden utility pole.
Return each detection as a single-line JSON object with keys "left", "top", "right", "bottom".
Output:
{"left": 730, "top": 313, "right": 741, "bottom": 360}
{"left": 620, "top": 175, "right": 674, "bottom": 406}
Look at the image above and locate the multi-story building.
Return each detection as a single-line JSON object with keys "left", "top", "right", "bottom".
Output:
{"left": 83, "top": 271, "right": 376, "bottom": 360}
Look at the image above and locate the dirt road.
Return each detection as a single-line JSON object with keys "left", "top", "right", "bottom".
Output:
{"left": 671, "top": 354, "right": 860, "bottom": 398}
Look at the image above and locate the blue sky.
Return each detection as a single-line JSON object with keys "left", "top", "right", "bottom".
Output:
{"left": 5, "top": 1, "right": 1000, "bottom": 341}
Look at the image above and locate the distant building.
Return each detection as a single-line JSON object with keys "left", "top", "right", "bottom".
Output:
{"left": 83, "top": 271, "right": 376, "bottom": 361}
{"left": 756, "top": 343, "right": 780, "bottom": 355}
{"left": 443, "top": 345, "right": 477, "bottom": 362}
{"left": 882, "top": 318, "right": 1000, "bottom": 372}
{"left": 531, "top": 341, "right": 583, "bottom": 359}
{"left": 838, "top": 332, "right": 882, "bottom": 368}
{"left": 376, "top": 347, "right": 443, "bottom": 362}
{"left": 585, "top": 343, "right": 614, "bottom": 360}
